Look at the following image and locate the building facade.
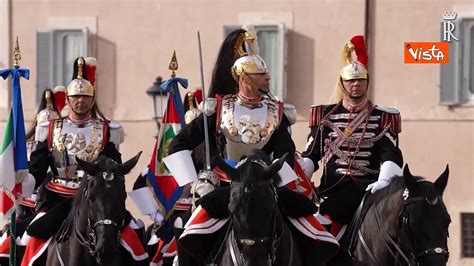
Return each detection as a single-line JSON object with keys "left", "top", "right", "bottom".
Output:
{"left": 0, "top": 0, "right": 472, "bottom": 264}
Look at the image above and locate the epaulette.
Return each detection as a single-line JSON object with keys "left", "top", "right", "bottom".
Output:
{"left": 108, "top": 121, "right": 124, "bottom": 146}
{"left": 308, "top": 105, "right": 325, "bottom": 128}
{"left": 283, "top": 103, "right": 296, "bottom": 125}
{"left": 200, "top": 97, "right": 218, "bottom": 116}
{"left": 34, "top": 121, "right": 50, "bottom": 143}
{"left": 377, "top": 107, "right": 401, "bottom": 134}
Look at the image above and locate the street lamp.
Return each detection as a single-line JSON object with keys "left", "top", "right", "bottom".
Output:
{"left": 146, "top": 76, "right": 166, "bottom": 134}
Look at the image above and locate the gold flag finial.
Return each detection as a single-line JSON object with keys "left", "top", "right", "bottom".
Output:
{"left": 169, "top": 50, "right": 178, "bottom": 77}
{"left": 13, "top": 36, "right": 22, "bottom": 67}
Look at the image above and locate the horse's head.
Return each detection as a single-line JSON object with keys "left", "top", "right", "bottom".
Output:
{"left": 399, "top": 164, "right": 451, "bottom": 265}
{"left": 76, "top": 152, "right": 141, "bottom": 264}
{"left": 218, "top": 149, "right": 286, "bottom": 265}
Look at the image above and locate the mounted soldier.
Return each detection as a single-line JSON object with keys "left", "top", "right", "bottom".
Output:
{"left": 299, "top": 35, "right": 404, "bottom": 264}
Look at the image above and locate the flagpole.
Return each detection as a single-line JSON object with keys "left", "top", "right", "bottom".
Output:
{"left": 0, "top": 36, "right": 29, "bottom": 266}
{"left": 9, "top": 36, "right": 22, "bottom": 266}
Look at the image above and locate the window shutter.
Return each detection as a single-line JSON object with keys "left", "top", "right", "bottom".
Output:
{"left": 461, "top": 19, "right": 474, "bottom": 101}
{"left": 440, "top": 19, "right": 463, "bottom": 105}
{"left": 36, "top": 30, "right": 54, "bottom": 102}
{"left": 255, "top": 24, "right": 286, "bottom": 100}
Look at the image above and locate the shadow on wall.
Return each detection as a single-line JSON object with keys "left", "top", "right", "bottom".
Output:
{"left": 95, "top": 35, "right": 116, "bottom": 119}
{"left": 286, "top": 30, "right": 314, "bottom": 118}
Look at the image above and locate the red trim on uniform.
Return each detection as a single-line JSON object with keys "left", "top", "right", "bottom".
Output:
{"left": 381, "top": 112, "right": 401, "bottom": 134}
{"left": 191, "top": 208, "right": 212, "bottom": 225}
{"left": 215, "top": 94, "right": 222, "bottom": 135}
{"left": 309, "top": 105, "right": 323, "bottom": 128}
{"left": 0, "top": 235, "right": 10, "bottom": 257}
{"left": 287, "top": 160, "right": 315, "bottom": 198}
{"left": 151, "top": 238, "right": 165, "bottom": 264}
{"left": 163, "top": 237, "right": 177, "bottom": 257}
{"left": 47, "top": 120, "right": 55, "bottom": 149}
{"left": 102, "top": 120, "right": 109, "bottom": 149}
{"left": 212, "top": 166, "right": 230, "bottom": 182}
{"left": 45, "top": 182, "right": 78, "bottom": 197}
{"left": 119, "top": 225, "right": 148, "bottom": 261}
{"left": 21, "top": 237, "right": 51, "bottom": 266}
{"left": 278, "top": 101, "right": 284, "bottom": 124}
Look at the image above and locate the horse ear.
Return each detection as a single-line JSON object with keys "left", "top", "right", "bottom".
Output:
{"left": 118, "top": 151, "right": 142, "bottom": 176}
{"left": 76, "top": 156, "right": 98, "bottom": 176}
{"left": 403, "top": 164, "right": 413, "bottom": 178}
{"left": 403, "top": 164, "right": 417, "bottom": 190}
{"left": 265, "top": 153, "right": 288, "bottom": 179}
{"left": 434, "top": 164, "right": 449, "bottom": 195}
{"left": 217, "top": 156, "right": 239, "bottom": 181}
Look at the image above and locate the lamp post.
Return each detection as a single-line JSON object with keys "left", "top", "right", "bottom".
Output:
{"left": 146, "top": 76, "right": 165, "bottom": 135}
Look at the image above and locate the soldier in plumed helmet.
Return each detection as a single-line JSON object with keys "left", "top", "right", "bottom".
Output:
{"left": 20, "top": 56, "right": 131, "bottom": 265}
{"left": 299, "top": 35, "right": 404, "bottom": 257}
{"left": 163, "top": 26, "right": 339, "bottom": 265}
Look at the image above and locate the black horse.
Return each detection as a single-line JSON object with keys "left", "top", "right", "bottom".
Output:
{"left": 46, "top": 152, "right": 144, "bottom": 266}
{"left": 203, "top": 149, "right": 341, "bottom": 266}
{"left": 349, "top": 165, "right": 450, "bottom": 266}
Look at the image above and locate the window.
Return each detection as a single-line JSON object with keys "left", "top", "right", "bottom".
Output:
{"left": 462, "top": 213, "right": 474, "bottom": 257}
{"left": 440, "top": 17, "right": 474, "bottom": 105}
{"left": 36, "top": 28, "right": 89, "bottom": 102}
{"left": 224, "top": 24, "right": 286, "bottom": 100}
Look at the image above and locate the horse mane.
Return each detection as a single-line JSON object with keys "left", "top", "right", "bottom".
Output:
{"left": 370, "top": 175, "right": 406, "bottom": 203}
{"left": 371, "top": 173, "right": 440, "bottom": 205}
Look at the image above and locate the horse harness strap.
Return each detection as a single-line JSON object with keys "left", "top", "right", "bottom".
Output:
{"left": 74, "top": 185, "right": 124, "bottom": 258}
{"left": 357, "top": 230, "right": 378, "bottom": 264}
{"left": 365, "top": 194, "right": 449, "bottom": 265}
{"left": 401, "top": 196, "right": 450, "bottom": 262}
{"left": 228, "top": 179, "right": 284, "bottom": 265}
{"left": 373, "top": 204, "right": 414, "bottom": 265}
{"left": 345, "top": 192, "right": 369, "bottom": 254}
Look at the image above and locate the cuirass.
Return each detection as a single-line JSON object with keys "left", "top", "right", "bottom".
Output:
{"left": 219, "top": 95, "right": 280, "bottom": 161}
{"left": 50, "top": 118, "right": 104, "bottom": 179}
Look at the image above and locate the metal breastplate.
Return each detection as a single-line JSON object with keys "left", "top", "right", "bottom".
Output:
{"left": 219, "top": 95, "right": 280, "bottom": 161}
{"left": 50, "top": 118, "right": 104, "bottom": 180}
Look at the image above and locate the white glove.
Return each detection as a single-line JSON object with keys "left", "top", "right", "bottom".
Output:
{"left": 190, "top": 170, "right": 218, "bottom": 198}
{"left": 296, "top": 156, "right": 315, "bottom": 178}
{"left": 366, "top": 178, "right": 391, "bottom": 194}
{"left": 149, "top": 211, "right": 164, "bottom": 226}
{"left": 366, "top": 161, "right": 402, "bottom": 194}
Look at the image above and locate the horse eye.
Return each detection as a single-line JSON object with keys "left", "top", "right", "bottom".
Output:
{"left": 426, "top": 197, "right": 438, "bottom": 205}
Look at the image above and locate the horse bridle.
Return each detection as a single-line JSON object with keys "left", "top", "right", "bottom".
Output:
{"left": 229, "top": 177, "right": 284, "bottom": 265}
{"left": 366, "top": 188, "right": 449, "bottom": 265}
{"left": 73, "top": 180, "right": 124, "bottom": 259}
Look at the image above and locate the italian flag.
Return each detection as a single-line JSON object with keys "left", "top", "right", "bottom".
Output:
{"left": 146, "top": 90, "right": 185, "bottom": 215}
{"left": 0, "top": 111, "right": 22, "bottom": 217}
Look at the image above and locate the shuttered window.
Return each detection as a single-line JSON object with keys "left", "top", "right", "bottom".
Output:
{"left": 440, "top": 17, "right": 474, "bottom": 105}
{"left": 36, "top": 28, "right": 89, "bottom": 102}
{"left": 462, "top": 213, "right": 474, "bottom": 257}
